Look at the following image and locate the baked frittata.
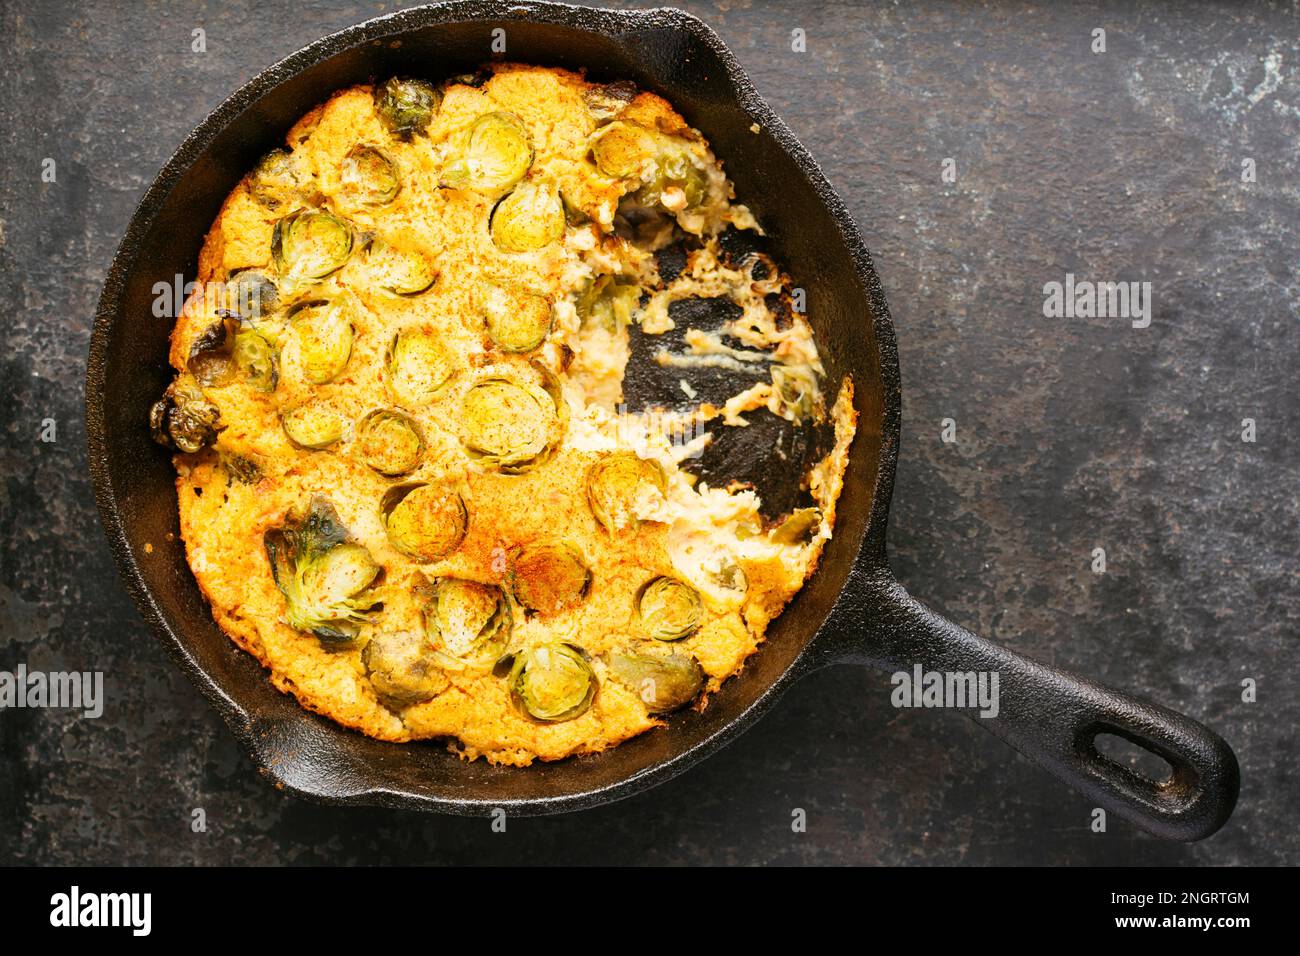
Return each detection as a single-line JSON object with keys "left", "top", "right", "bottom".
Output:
{"left": 149, "top": 64, "right": 856, "bottom": 765}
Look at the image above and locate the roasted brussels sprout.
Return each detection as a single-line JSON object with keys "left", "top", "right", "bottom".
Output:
{"left": 582, "top": 80, "right": 637, "bottom": 123}
{"left": 575, "top": 275, "right": 641, "bottom": 332}
{"left": 149, "top": 382, "right": 223, "bottom": 453}
{"left": 385, "top": 328, "right": 454, "bottom": 406}
{"left": 281, "top": 403, "right": 343, "bottom": 449}
{"left": 381, "top": 483, "right": 468, "bottom": 562}
{"left": 187, "top": 316, "right": 238, "bottom": 387}
{"left": 772, "top": 506, "right": 821, "bottom": 545}
{"left": 356, "top": 408, "right": 423, "bottom": 476}
{"left": 606, "top": 650, "right": 704, "bottom": 714}
{"left": 508, "top": 643, "right": 596, "bottom": 722}
{"left": 225, "top": 269, "right": 279, "bottom": 324}
{"left": 374, "top": 77, "right": 441, "bottom": 138}
{"left": 338, "top": 144, "right": 400, "bottom": 207}
{"left": 289, "top": 298, "right": 354, "bottom": 385}
{"left": 585, "top": 451, "right": 666, "bottom": 534}
{"left": 264, "top": 496, "right": 381, "bottom": 644}
{"left": 423, "top": 577, "right": 511, "bottom": 665}
{"left": 249, "top": 148, "right": 312, "bottom": 209}
{"left": 590, "top": 120, "right": 657, "bottom": 178}
{"left": 459, "top": 372, "right": 562, "bottom": 473}
{"left": 482, "top": 283, "right": 552, "bottom": 352}
{"left": 271, "top": 209, "right": 353, "bottom": 289}
{"left": 634, "top": 142, "right": 707, "bottom": 211}
{"left": 509, "top": 543, "right": 591, "bottom": 614}
{"left": 441, "top": 111, "right": 533, "bottom": 197}
{"left": 362, "top": 630, "right": 448, "bottom": 706}
{"left": 489, "top": 180, "right": 565, "bottom": 253}
{"left": 364, "top": 236, "right": 437, "bottom": 295}
{"left": 232, "top": 328, "right": 278, "bottom": 392}
{"left": 189, "top": 313, "right": 278, "bottom": 393}
{"left": 636, "top": 576, "right": 702, "bottom": 641}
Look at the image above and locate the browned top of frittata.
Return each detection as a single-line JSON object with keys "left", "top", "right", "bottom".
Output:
{"left": 149, "top": 63, "right": 855, "bottom": 765}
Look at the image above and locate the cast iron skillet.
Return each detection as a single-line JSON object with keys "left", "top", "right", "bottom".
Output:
{"left": 86, "top": 1, "right": 1239, "bottom": 839}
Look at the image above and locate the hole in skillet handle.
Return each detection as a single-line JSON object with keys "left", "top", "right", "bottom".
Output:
{"left": 1067, "top": 709, "right": 1237, "bottom": 834}
{"left": 1090, "top": 729, "right": 1176, "bottom": 787}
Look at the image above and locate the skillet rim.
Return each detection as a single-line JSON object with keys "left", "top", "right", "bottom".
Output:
{"left": 85, "top": 0, "right": 903, "bottom": 815}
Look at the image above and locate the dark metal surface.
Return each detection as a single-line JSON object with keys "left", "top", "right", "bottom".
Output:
{"left": 2, "top": 0, "right": 1295, "bottom": 863}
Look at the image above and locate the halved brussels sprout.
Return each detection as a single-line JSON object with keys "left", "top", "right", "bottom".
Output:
{"left": 575, "top": 275, "right": 641, "bottom": 332}
{"left": 356, "top": 408, "right": 423, "bottom": 476}
{"left": 634, "top": 142, "right": 707, "bottom": 210}
{"left": 364, "top": 236, "right": 437, "bottom": 295}
{"left": 338, "top": 144, "right": 400, "bottom": 207}
{"left": 381, "top": 483, "right": 467, "bottom": 562}
{"left": 149, "top": 382, "right": 222, "bottom": 453}
{"left": 607, "top": 650, "right": 704, "bottom": 714}
{"left": 271, "top": 209, "right": 353, "bottom": 288}
{"left": 187, "top": 317, "right": 238, "bottom": 388}
{"left": 362, "top": 630, "right": 448, "bottom": 706}
{"left": 225, "top": 269, "right": 280, "bottom": 326}
{"left": 585, "top": 451, "right": 666, "bottom": 534}
{"left": 281, "top": 403, "right": 343, "bottom": 449}
{"left": 590, "top": 120, "right": 657, "bottom": 178}
{"left": 508, "top": 643, "right": 596, "bottom": 722}
{"left": 374, "top": 77, "right": 441, "bottom": 138}
{"left": 582, "top": 80, "right": 637, "bottom": 123}
{"left": 233, "top": 328, "right": 278, "bottom": 393}
{"left": 509, "top": 543, "right": 591, "bottom": 614}
{"left": 441, "top": 111, "right": 534, "bottom": 197}
{"left": 772, "top": 506, "right": 822, "bottom": 545}
{"left": 289, "top": 298, "right": 354, "bottom": 385}
{"left": 264, "top": 496, "right": 380, "bottom": 644}
{"left": 249, "top": 149, "right": 312, "bottom": 209}
{"left": 636, "top": 576, "right": 702, "bottom": 641}
{"left": 385, "top": 328, "right": 454, "bottom": 406}
{"left": 490, "top": 181, "right": 565, "bottom": 253}
{"left": 482, "top": 283, "right": 552, "bottom": 352}
{"left": 459, "top": 372, "right": 562, "bottom": 473}
{"left": 423, "top": 577, "right": 511, "bottom": 665}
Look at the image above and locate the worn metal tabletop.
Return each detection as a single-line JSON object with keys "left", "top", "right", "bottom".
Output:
{"left": 1, "top": 0, "right": 1295, "bottom": 864}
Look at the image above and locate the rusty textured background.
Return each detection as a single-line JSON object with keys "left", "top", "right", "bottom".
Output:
{"left": 0, "top": 0, "right": 1296, "bottom": 864}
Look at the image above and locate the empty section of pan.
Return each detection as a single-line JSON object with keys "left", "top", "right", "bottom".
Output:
{"left": 620, "top": 235, "right": 832, "bottom": 521}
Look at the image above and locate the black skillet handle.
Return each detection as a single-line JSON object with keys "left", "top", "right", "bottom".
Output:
{"left": 828, "top": 578, "right": 1239, "bottom": 841}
